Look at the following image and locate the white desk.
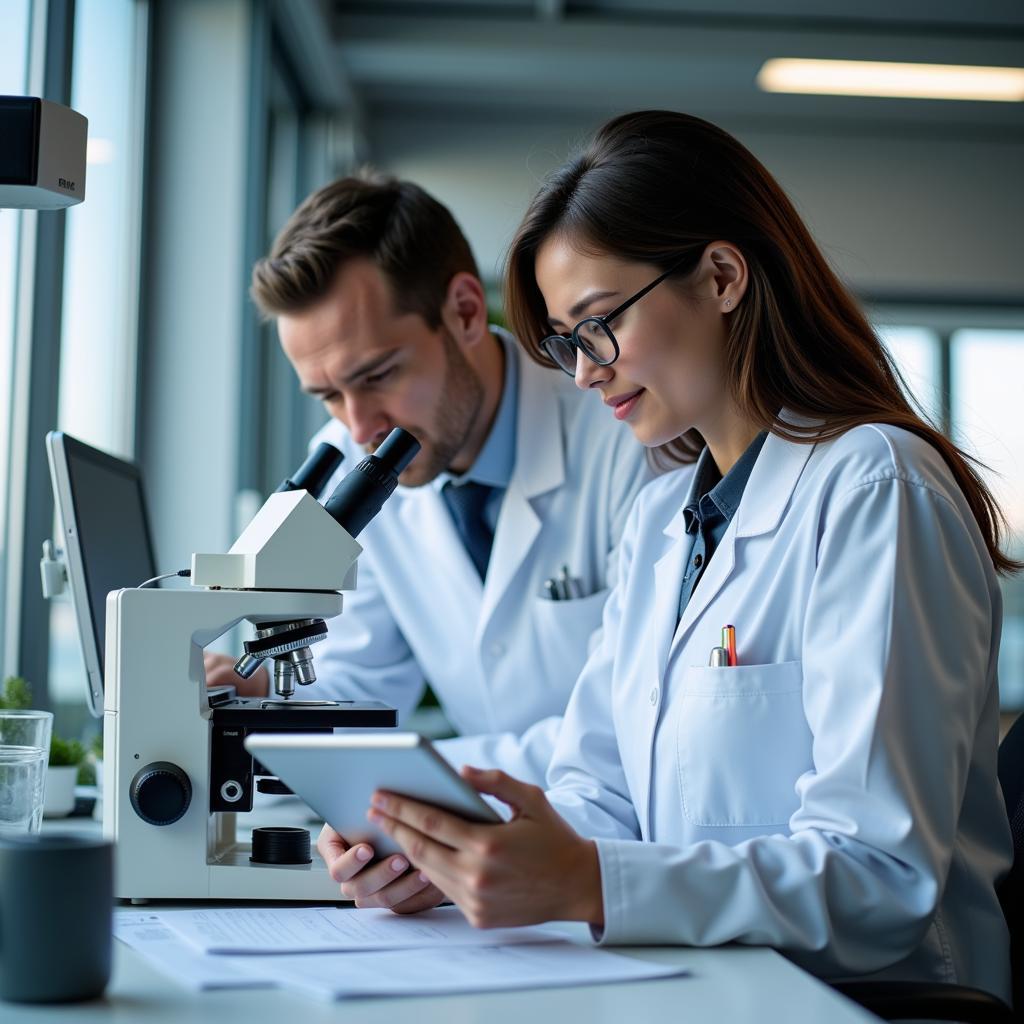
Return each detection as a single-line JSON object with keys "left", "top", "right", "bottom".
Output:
{"left": 3, "top": 905, "right": 879, "bottom": 1023}
{"left": 9, "top": 811, "right": 879, "bottom": 1022}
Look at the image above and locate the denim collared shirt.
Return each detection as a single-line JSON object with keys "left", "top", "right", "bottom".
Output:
{"left": 677, "top": 431, "right": 768, "bottom": 619}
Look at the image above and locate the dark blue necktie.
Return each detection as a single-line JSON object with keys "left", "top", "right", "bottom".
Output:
{"left": 442, "top": 481, "right": 494, "bottom": 580}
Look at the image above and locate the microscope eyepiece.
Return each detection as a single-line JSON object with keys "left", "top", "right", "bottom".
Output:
{"left": 371, "top": 428, "right": 420, "bottom": 473}
{"left": 322, "top": 427, "right": 420, "bottom": 538}
{"left": 274, "top": 442, "right": 343, "bottom": 498}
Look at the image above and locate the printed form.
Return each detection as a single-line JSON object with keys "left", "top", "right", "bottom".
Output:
{"left": 157, "top": 904, "right": 566, "bottom": 954}
{"left": 115, "top": 906, "right": 689, "bottom": 1000}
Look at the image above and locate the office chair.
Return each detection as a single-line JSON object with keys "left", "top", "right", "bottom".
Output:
{"left": 830, "top": 712, "right": 1024, "bottom": 1023}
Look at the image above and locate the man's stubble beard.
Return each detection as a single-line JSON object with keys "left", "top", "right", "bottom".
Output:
{"left": 369, "top": 329, "right": 486, "bottom": 487}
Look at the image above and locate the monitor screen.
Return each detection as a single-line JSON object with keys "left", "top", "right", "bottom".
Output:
{"left": 47, "top": 432, "right": 156, "bottom": 717}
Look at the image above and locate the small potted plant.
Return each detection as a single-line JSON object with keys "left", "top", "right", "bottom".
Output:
{"left": 0, "top": 675, "right": 32, "bottom": 711}
{"left": 0, "top": 675, "right": 43, "bottom": 746}
{"left": 44, "top": 734, "right": 85, "bottom": 817}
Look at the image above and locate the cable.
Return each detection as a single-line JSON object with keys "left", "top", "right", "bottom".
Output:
{"left": 138, "top": 569, "right": 191, "bottom": 588}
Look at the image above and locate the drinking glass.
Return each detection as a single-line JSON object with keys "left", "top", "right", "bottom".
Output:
{"left": 0, "top": 710, "right": 53, "bottom": 836}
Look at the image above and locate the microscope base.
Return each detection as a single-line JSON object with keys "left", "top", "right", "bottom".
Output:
{"left": 121, "top": 868, "right": 347, "bottom": 903}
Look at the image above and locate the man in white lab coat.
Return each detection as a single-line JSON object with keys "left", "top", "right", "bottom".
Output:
{"left": 206, "top": 173, "right": 651, "bottom": 785}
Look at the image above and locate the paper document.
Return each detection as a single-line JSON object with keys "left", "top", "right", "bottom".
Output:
{"left": 116, "top": 911, "right": 690, "bottom": 1002}
{"left": 113, "top": 913, "right": 273, "bottom": 991}
{"left": 159, "top": 904, "right": 565, "bottom": 955}
{"left": 223, "top": 942, "right": 689, "bottom": 1000}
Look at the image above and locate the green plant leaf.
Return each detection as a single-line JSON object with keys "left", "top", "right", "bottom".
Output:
{"left": 49, "top": 735, "right": 86, "bottom": 767}
{"left": 0, "top": 676, "right": 33, "bottom": 710}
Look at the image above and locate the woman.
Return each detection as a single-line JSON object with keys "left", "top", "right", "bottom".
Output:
{"left": 322, "top": 111, "right": 1016, "bottom": 1000}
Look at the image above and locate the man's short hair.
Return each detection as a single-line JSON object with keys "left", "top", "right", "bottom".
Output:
{"left": 251, "top": 172, "right": 479, "bottom": 328}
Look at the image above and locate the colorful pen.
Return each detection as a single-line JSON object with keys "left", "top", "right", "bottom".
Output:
{"left": 722, "top": 625, "right": 737, "bottom": 667}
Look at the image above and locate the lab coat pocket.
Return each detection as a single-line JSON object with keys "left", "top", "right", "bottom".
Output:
{"left": 533, "top": 587, "right": 610, "bottom": 692}
{"left": 676, "top": 661, "right": 811, "bottom": 827}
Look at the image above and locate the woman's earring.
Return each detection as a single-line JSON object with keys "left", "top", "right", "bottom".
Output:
{"left": 724, "top": 299, "right": 733, "bottom": 309}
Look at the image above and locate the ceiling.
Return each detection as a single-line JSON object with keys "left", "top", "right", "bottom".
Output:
{"left": 320, "top": 0, "right": 1024, "bottom": 136}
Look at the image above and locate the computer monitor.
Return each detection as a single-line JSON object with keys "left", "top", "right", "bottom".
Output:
{"left": 46, "top": 431, "right": 157, "bottom": 718}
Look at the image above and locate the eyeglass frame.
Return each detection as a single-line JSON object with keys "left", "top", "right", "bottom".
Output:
{"left": 539, "top": 254, "right": 693, "bottom": 377}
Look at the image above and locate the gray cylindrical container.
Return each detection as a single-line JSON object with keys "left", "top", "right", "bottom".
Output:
{"left": 0, "top": 833, "right": 113, "bottom": 1003}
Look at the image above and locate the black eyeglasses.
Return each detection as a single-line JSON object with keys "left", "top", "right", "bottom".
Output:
{"left": 539, "top": 256, "right": 690, "bottom": 377}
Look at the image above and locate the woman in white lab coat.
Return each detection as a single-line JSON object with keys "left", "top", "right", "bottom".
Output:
{"left": 353, "top": 111, "right": 1018, "bottom": 1001}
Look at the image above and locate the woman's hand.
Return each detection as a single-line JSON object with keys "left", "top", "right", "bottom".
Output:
{"left": 316, "top": 824, "right": 447, "bottom": 914}
{"left": 368, "top": 766, "right": 604, "bottom": 929}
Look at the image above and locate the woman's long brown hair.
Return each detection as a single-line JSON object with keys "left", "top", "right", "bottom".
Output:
{"left": 505, "top": 110, "right": 1020, "bottom": 576}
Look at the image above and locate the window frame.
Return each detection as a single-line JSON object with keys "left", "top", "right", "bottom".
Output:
{"left": 4, "top": 0, "right": 76, "bottom": 700}
{"left": 866, "top": 296, "right": 1024, "bottom": 441}
{"left": 3, "top": 0, "right": 152, "bottom": 721}
{"left": 235, "top": 15, "right": 320, "bottom": 511}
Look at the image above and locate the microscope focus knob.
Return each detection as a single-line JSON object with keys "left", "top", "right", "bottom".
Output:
{"left": 129, "top": 761, "right": 192, "bottom": 826}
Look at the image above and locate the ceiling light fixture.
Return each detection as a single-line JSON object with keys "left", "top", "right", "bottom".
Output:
{"left": 757, "top": 58, "right": 1024, "bottom": 102}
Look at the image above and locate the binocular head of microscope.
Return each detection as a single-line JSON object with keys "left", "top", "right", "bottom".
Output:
{"left": 229, "top": 427, "right": 422, "bottom": 704}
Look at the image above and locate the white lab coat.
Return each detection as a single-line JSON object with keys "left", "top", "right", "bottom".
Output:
{"left": 546, "top": 420, "right": 1012, "bottom": 1000}
{"left": 309, "top": 330, "right": 653, "bottom": 784}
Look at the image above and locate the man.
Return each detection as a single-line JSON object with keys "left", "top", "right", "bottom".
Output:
{"left": 207, "top": 172, "right": 651, "bottom": 786}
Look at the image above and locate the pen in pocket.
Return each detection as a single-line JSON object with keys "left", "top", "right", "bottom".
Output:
{"left": 708, "top": 625, "right": 738, "bottom": 667}
{"left": 558, "top": 564, "right": 578, "bottom": 600}
{"left": 722, "top": 624, "right": 737, "bottom": 667}
{"left": 544, "top": 565, "right": 582, "bottom": 601}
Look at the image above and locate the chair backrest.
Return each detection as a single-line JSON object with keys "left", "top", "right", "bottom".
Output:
{"left": 997, "top": 712, "right": 1024, "bottom": 1013}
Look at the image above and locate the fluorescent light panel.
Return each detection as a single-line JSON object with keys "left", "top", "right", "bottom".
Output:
{"left": 758, "top": 58, "right": 1024, "bottom": 102}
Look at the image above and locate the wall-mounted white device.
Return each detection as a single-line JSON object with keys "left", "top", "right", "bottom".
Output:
{"left": 0, "top": 96, "right": 88, "bottom": 209}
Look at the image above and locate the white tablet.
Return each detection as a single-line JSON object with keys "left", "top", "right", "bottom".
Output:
{"left": 244, "top": 732, "right": 502, "bottom": 858}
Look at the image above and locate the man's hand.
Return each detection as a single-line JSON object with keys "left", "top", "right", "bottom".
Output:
{"left": 368, "top": 767, "right": 604, "bottom": 929}
{"left": 316, "top": 823, "right": 446, "bottom": 914}
{"left": 203, "top": 652, "right": 269, "bottom": 697}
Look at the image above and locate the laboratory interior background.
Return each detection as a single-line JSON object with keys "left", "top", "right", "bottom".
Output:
{"left": 1, "top": 0, "right": 1023, "bottom": 745}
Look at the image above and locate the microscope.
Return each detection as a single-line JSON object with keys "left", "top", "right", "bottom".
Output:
{"left": 103, "top": 429, "right": 419, "bottom": 902}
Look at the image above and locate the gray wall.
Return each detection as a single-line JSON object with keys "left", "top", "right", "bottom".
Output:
{"left": 368, "top": 111, "right": 1024, "bottom": 301}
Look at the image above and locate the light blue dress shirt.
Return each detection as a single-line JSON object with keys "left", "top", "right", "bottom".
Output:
{"left": 435, "top": 328, "right": 519, "bottom": 535}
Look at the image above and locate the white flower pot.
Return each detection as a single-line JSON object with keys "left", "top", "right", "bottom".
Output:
{"left": 43, "top": 764, "right": 78, "bottom": 818}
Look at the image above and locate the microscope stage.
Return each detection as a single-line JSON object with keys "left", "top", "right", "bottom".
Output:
{"left": 210, "top": 698, "right": 396, "bottom": 729}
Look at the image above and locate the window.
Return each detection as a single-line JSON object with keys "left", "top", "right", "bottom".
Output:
{"left": 256, "top": 55, "right": 318, "bottom": 496}
{"left": 0, "top": 0, "right": 32, "bottom": 676}
{"left": 874, "top": 312, "right": 1024, "bottom": 708}
{"left": 47, "top": 0, "right": 146, "bottom": 735}
{"left": 952, "top": 329, "right": 1024, "bottom": 707}
{"left": 241, "top": 44, "right": 327, "bottom": 506}
{"left": 876, "top": 325, "right": 943, "bottom": 428}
